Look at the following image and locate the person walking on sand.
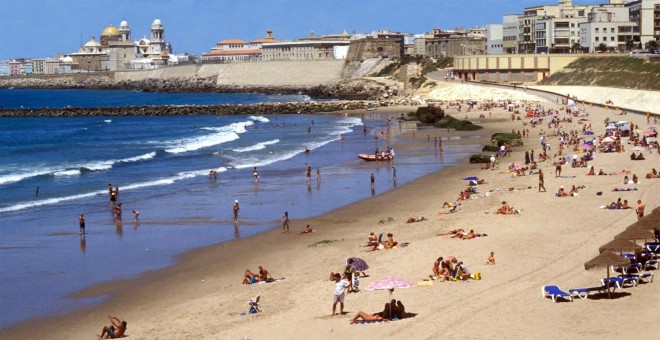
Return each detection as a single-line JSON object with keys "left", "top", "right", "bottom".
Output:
{"left": 98, "top": 315, "right": 127, "bottom": 339}
{"left": 79, "top": 213, "right": 86, "bottom": 235}
{"left": 282, "top": 211, "right": 290, "bottom": 233}
{"left": 233, "top": 200, "right": 240, "bottom": 221}
{"left": 370, "top": 173, "right": 375, "bottom": 189}
{"left": 538, "top": 169, "right": 546, "bottom": 192}
{"left": 636, "top": 200, "right": 645, "bottom": 220}
{"left": 332, "top": 273, "right": 350, "bottom": 316}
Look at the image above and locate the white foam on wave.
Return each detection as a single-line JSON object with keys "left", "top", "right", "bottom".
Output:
{"left": 166, "top": 121, "right": 253, "bottom": 154}
{"left": 0, "top": 167, "right": 229, "bottom": 213}
{"left": 0, "top": 152, "right": 158, "bottom": 186}
{"left": 232, "top": 139, "right": 280, "bottom": 153}
{"left": 54, "top": 169, "right": 81, "bottom": 177}
{"left": 249, "top": 115, "right": 270, "bottom": 123}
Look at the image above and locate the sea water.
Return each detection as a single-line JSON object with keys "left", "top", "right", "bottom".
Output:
{"left": 0, "top": 89, "right": 481, "bottom": 327}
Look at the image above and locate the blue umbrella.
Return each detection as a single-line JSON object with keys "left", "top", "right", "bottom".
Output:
{"left": 463, "top": 176, "right": 479, "bottom": 181}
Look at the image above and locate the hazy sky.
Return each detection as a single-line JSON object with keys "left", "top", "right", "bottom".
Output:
{"left": 0, "top": 0, "right": 605, "bottom": 59}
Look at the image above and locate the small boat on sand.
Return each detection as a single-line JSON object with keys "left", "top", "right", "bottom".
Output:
{"left": 357, "top": 153, "right": 393, "bottom": 161}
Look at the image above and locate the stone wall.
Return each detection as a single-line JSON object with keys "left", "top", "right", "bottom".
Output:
{"left": 346, "top": 37, "right": 404, "bottom": 62}
{"left": 113, "top": 60, "right": 345, "bottom": 87}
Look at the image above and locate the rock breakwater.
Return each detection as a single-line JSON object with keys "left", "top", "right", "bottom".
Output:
{"left": 0, "top": 101, "right": 392, "bottom": 118}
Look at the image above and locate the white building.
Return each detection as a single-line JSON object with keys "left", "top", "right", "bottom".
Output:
{"left": 580, "top": 3, "right": 639, "bottom": 52}
{"left": 503, "top": 15, "right": 520, "bottom": 53}
{"left": 626, "top": 0, "right": 660, "bottom": 46}
{"left": 485, "top": 24, "right": 504, "bottom": 54}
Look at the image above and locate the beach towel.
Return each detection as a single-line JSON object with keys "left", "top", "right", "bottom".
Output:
{"left": 417, "top": 280, "right": 434, "bottom": 286}
{"left": 351, "top": 319, "right": 389, "bottom": 325}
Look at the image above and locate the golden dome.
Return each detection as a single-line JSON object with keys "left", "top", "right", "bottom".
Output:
{"left": 102, "top": 26, "right": 120, "bottom": 36}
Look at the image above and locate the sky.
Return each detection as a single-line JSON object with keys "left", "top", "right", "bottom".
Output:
{"left": 0, "top": 0, "right": 606, "bottom": 59}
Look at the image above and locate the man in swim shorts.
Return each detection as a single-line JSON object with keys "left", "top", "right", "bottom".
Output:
{"left": 98, "top": 315, "right": 126, "bottom": 339}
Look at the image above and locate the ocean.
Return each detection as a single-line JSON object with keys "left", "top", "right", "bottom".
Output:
{"left": 0, "top": 89, "right": 481, "bottom": 327}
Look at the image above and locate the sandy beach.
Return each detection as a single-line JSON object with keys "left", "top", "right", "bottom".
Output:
{"left": 2, "top": 86, "right": 658, "bottom": 340}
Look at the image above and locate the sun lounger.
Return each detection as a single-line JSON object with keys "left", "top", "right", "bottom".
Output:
{"left": 644, "top": 259, "right": 658, "bottom": 270}
{"left": 568, "top": 286, "right": 607, "bottom": 299}
{"left": 646, "top": 243, "right": 660, "bottom": 253}
{"left": 248, "top": 295, "right": 261, "bottom": 313}
{"left": 602, "top": 276, "right": 638, "bottom": 288}
{"left": 624, "top": 273, "right": 654, "bottom": 284}
{"left": 542, "top": 285, "right": 573, "bottom": 302}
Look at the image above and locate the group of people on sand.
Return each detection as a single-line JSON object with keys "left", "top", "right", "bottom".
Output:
{"left": 429, "top": 256, "right": 473, "bottom": 281}
{"left": 630, "top": 152, "right": 646, "bottom": 160}
{"left": 329, "top": 258, "right": 362, "bottom": 296}
{"left": 556, "top": 185, "right": 584, "bottom": 197}
{"left": 242, "top": 266, "right": 272, "bottom": 284}
{"left": 367, "top": 232, "right": 399, "bottom": 251}
{"left": 437, "top": 228, "right": 487, "bottom": 240}
{"left": 646, "top": 168, "right": 660, "bottom": 179}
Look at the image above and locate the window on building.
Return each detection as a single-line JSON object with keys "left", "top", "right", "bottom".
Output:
{"left": 595, "top": 37, "right": 599, "bottom": 41}
{"left": 611, "top": 28, "right": 615, "bottom": 33}
{"left": 595, "top": 28, "right": 599, "bottom": 33}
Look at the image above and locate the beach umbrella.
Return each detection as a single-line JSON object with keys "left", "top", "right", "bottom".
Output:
{"left": 580, "top": 144, "right": 593, "bottom": 150}
{"left": 643, "top": 130, "right": 657, "bottom": 136}
{"left": 514, "top": 163, "right": 522, "bottom": 170}
{"left": 615, "top": 121, "right": 628, "bottom": 126}
{"left": 606, "top": 125, "right": 617, "bottom": 130}
{"left": 602, "top": 136, "right": 616, "bottom": 143}
{"left": 598, "top": 238, "right": 642, "bottom": 254}
{"left": 366, "top": 277, "right": 414, "bottom": 318}
{"left": 647, "top": 126, "right": 656, "bottom": 131}
{"left": 346, "top": 257, "right": 369, "bottom": 272}
{"left": 615, "top": 228, "right": 656, "bottom": 243}
{"left": 584, "top": 251, "right": 630, "bottom": 298}
{"left": 462, "top": 176, "right": 479, "bottom": 181}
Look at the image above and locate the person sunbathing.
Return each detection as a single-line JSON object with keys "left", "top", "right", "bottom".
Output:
{"left": 351, "top": 311, "right": 385, "bottom": 323}
{"left": 632, "top": 174, "right": 638, "bottom": 183}
{"left": 568, "top": 185, "right": 579, "bottom": 196}
{"left": 631, "top": 152, "right": 638, "bottom": 160}
{"left": 646, "top": 168, "right": 659, "bottom": 179}
{"left": 496, "top": 201, "right": 514, "bottom": 214}
{"left": 431, "top": 257, "right": 443, "bottom": 279}
{"left": 612, "top": 187, "right": 637, "bottom": 192}
{"left": 587, "top": 166, "right": 595, "bottom": 176}
{"left": 597, "top": 169, "right": 606, "bottom": 176}
{"left": 621, "top": 200, "right": 632, "bottom": 209}
{"left": 623, "top": 175, "right": 630, "bottom": 184}
{"left": 437, "top": 229, "right": 465, "bottom": 237}
{"left": 486, "top": 251, "right": 496, "bottom": 265}
{"left": 98, "top": 315, "right": 127, "bottom": 339}
{"left": 406, "top": 216, "right": 427, "bottom": 223}
{"left": 242, "top": 269, "right": 258, "bottom": 284}
{"left": 462, "top": 229, "right": 487, "bottom": 239}
{"left": 556, "top": 186, "right": 568, "bottom": 197}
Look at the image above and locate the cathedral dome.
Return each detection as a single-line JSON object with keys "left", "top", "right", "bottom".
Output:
{"left": 102, "top": 26, "right": 120, "bottom": 36}
{"left": 120, "top": 20, "right": 128, "bottom": 27}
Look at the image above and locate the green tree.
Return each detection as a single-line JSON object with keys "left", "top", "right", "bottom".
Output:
{"left": 571, "top": 43, "right": 582, "bottom": 53}
{"left": 645, "top": 40, "right": 658, "bottom": 53}
{"left": 596, "top": 43, "right": 608, "bottom": 53}
{"left": 505, "top": 47, "right": 514, "bottom": 54}
{"left": 625, "top": 38, "right": 635, "bottom": 51}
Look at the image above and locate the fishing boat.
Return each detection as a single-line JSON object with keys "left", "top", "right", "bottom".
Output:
{"left": 357, "top": 153, "right": 393, "bottom": 161}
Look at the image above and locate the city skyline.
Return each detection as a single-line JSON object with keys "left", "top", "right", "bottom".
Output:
{"left": 0, "top": 0, "right": 606, "bottom": 59}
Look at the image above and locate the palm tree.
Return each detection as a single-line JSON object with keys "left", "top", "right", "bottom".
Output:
{"left": 571, "top": 43, "right": 582, "bottom": 53}
{"left": 625, "top": 38, "right": 635, "bottom": 52}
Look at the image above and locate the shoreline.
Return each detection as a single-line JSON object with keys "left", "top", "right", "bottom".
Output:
{"left": 2, "top": 98, "right": 658, "bottom": 339}
{"left": 0, "top": 106, "right": 487, "bottom": 337}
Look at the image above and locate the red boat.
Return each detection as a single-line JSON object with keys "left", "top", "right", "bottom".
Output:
{"left": 358, "top": 154, "right": 394, "bottom": 161}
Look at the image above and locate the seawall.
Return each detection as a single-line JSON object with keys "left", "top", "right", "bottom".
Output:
{"left": 113, "top": 60, "right": 346, "bottom": 87}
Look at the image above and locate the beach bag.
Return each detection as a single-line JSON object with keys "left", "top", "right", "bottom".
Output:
{"left": 472, "top": 272, "right": 481, "bottom": 280}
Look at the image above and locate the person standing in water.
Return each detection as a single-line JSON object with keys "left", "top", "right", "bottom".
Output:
{"left": 370, "top": 173, "right": 375, "bottom": 189}
{"left": 282, "top": 211, "right": 290, "bottom": 233}
{"left": 233, "top": 200, "right": 240, "bottom": 221}
{"left": 391, "top": 166, "right": 397, "bottom": 182}
{"left": 253, "top": 167, "right": 259, "bottom": 182}
{"left": 79, "top": 213, "right": 86, "bottom": 235}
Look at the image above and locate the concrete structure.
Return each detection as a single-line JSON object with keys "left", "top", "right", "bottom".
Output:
{"left": 346, "top": 32, "right": 404, "bottom": 61}
{"left": 45, "top": 59, "right": 61, "bottom": 74}
{"left": 114, "top": 60, "right": 345, "bottom": 87}
{"left": 485, "top": 24, "right": 504, "bottom": 54}
{"left": 580, "top": 4, "right": 639, "bottom": 52}
{"left": 424, "top": 29, "right": 487, "bottom": 58}
{"left": 202, "top": 30, "right": 280, "bottom": 63}
{"left": 32, "top": 59, "right": 45, "bottom": 74}
{"left": 626, "top": 0, "right": 660, "bottom": 45}
{"left": 262, "top": 32, "right": 350, "bottom": 61}
{"left": 0, "top": 61, "right": 9, "bottom": 76}
{"left": 503, "top": 15, "right": 520, "bottom": 53}
{"left": 9, "top": 60, "right": 21, "bottom": 76}
{"left": 453, "top": 53, "right": 593, "bottom": 82}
